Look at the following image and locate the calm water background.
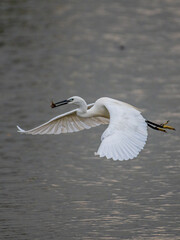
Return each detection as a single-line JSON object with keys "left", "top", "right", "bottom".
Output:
{"left": 0, "top": 0, "right": 180, "bottom": 239}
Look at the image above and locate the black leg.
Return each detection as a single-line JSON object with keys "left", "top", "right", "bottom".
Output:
{"left": 146, "top": 120, "right": 175, "bottom": 131}
{"left": 147, "top": 122, "right": 167, "bottom": 132}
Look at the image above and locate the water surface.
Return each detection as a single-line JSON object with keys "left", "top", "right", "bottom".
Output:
{"left": 0, "top": 0, "right": 180, "bottom": 239}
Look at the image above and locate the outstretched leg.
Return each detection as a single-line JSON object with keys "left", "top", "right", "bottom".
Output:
{"left": 146, "top": 120, "right": 175, "bottom": 132}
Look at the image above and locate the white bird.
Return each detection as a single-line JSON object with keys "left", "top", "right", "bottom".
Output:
{"left": 17, "top": 96, "right": 175, "bottom": 161}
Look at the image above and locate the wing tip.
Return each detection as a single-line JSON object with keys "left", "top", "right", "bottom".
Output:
{"left": 95, "top": 142, "right": 146, "bottom": 161}
{"left": 95, "top": 151, "right": 138, "bottom": 161}
{"left": 17, "top": 125, "right": 25, "bottom": 133}
{"left": 94, "top": 151, "right": 115, "bottom": 160}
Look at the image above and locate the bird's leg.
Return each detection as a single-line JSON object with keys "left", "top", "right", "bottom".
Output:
{"left": 146, "top": 120, "right": 175, "bottom": 132}
{"left": 146, "top": 122, "right": 167, "bottom": 133}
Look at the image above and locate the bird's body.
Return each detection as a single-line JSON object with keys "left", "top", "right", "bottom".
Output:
{"left": 17, "top": 96, "right": 175, "bottom": 161}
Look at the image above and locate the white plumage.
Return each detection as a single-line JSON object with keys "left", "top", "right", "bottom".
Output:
{"left": 17, "top": 96, "right": 148, "bottom": 161}
{"left": 17, "top": 104, "right": 108, "bottom": 134}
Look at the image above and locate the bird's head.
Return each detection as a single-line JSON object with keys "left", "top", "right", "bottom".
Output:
{"left": 51, "top": 96, "right": 85, "bottom": 108}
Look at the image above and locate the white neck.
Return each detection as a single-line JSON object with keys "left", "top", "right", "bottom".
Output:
{"left": 76, "top": 99, "right": 88, "bottom": 116}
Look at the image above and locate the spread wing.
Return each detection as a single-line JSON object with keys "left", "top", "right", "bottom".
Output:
{"left": 95, "top": 101, "right": 148, "bottom": 161}
{"left": 17, "top": 104, "right": 109, "bottom": 135}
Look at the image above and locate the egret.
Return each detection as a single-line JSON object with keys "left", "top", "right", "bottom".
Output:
{"left": 17, "top": 96, "right": 175, "bottom": 161}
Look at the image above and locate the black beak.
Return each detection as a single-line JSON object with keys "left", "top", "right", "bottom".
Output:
{"left": 51, "top": 99, "right": 70, "bottom": 108}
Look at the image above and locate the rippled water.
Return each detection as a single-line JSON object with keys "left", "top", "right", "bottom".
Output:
{"left": 1, "top": 0, "right": 180, "bottom": 239}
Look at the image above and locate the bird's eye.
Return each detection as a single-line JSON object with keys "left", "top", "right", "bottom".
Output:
{"left": 70, "top": 98, "right": 74, "bottom": 102}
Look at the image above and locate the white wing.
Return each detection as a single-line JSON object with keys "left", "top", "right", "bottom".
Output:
{"left": 95, "top": 100, "right": 148, "bottom": 161}
{"left": 17, "top": 104, "right": 109, "bottom": 135}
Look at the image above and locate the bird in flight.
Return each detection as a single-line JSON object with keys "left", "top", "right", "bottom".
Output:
{"left": 17, "top": 96, "right": 175, "bottom": 161}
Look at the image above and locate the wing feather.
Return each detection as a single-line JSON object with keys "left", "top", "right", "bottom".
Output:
{"left": 96, "top": 100, "right": 148, "bottom": 161}
{"left": 17, "top": 104, "right": 109, "bottom": 135}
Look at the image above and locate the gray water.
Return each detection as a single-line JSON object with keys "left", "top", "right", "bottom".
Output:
{"left": 0, "top": 0, "right": 180, "bottom": 239}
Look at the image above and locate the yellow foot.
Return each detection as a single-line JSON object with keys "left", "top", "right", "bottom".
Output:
{"left": 160, "top": 120, "right": 176, "bottom": 130}
{"left": 157, "top": 127, "right": 167, "bottom": 133}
